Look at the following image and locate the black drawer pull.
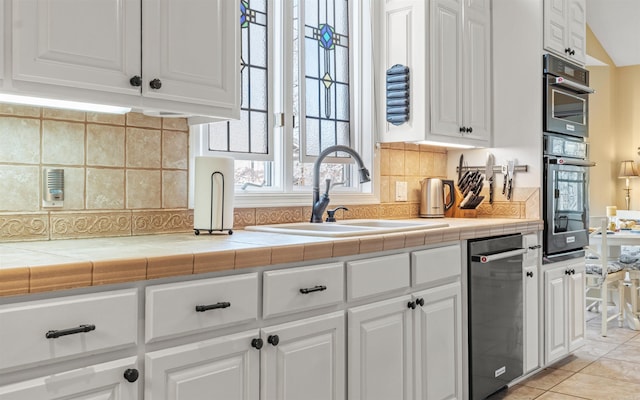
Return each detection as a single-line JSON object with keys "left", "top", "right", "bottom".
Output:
{"left": 299, "top": 285, "right": 327, "bottom": 294}
{"left": 195, "top": 302, "right": 231, "bottom": 312}
{"left": 526, "top": 271, "right": 534, "bottom": 278}
{"left": 46, "top": 324, "right": 95, "bottom": 339}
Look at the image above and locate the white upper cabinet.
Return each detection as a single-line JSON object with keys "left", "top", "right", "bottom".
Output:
{"left": 544, "top": 0, "right": 586, "bottom": 65}
{"left": 377, "top": 0, "right": 428, "bottom": 143}
{"left": 12, "top": 0, "right": 141, "bottom": 96}
{"left": 10, "top": 0, "right": 239, "bottom": 118}
{"left": 430, "top": 0, "right": 491, "bottom": 146}
{"left": 142, "top": 0, "right": 239, "bottom": 112}
{"left": 377, "top": 0, "right": 491, "bottom": 147}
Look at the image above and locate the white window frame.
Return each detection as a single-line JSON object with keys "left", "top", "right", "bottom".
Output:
{"left": 190, "top": 0, "right": 377, "bottom": 209}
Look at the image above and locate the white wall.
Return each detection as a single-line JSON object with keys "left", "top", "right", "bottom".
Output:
{"left": 447, "top": 0, "right": 544, "bottom": 195}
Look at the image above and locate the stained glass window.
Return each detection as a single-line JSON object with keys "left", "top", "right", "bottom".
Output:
{"left": 208, "top": 0, "right": 269, "bottom": 155}
{"left": 296, "top": 0, "right": 351, "bottom": 159}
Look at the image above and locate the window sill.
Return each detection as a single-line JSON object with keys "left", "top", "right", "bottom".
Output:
{"left": 233, "top": 192, "right": 380, "bottom": 208}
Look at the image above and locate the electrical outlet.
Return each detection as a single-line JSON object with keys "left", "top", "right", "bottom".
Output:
{"left": 395, "top": 181, "right": 408, "bottom": 201}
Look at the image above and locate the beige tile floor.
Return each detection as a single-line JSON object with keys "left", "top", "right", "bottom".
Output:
{"left": 488, "top": 307, "right": 640, "bottom": 400}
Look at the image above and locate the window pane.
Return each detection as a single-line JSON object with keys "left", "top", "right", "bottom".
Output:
{"left": 300, "top": 0, "right": 350, "bottom": 158}
{"left": 208, "top": 0, "right": 269, "bottom": 155}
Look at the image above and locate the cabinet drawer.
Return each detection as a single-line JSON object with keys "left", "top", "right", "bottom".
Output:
{"left": 411, "top": 244, "right": 461, "bottom": 287}
{"left": 145, "top": 273, "right": 258, "bottom": 343}
{"left": 0, "top": 289, "right": 138, "bottom": 371}
{"left": 347, "top": 253, "right": 410, "bottom": 300}
{"left": 263, "top": 263, "right": 344, "bottom": 318}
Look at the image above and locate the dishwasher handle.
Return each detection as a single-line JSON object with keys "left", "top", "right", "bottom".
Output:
{"left": 471, "top": 248, "right": 527, "bottom": 263}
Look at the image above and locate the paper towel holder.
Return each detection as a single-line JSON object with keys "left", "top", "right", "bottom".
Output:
{"left": 194, "top": 171, "right": 233, "bottom": 236}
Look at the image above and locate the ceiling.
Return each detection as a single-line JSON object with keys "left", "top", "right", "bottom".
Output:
{"left": 586, "top": 0, "right": 640, "bottom": 67}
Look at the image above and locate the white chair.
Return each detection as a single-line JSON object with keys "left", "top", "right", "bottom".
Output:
{"left": 585, "top": 218, "right": 626, "bottom": 336}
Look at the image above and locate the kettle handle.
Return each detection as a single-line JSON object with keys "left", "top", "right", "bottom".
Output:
{"left": 442, "top": 180, "right": 455, "bottom": 211}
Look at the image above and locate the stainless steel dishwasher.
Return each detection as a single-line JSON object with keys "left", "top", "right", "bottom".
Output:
{"left": 468, "top": 234, "right": 526, "bottom": 400}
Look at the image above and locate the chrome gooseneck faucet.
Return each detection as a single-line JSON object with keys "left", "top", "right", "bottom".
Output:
{"left": 310, "top": 145, "right": 371, "bottom": 223}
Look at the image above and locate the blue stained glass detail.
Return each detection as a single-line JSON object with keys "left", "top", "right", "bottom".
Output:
{"left": 319, "top": 24, "right": 335, "bottom": 49}
{"left": 240, "top": 1, "right": 248, "bottom": 27}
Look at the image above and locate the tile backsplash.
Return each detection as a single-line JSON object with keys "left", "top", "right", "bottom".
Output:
{"left": 0, "top": 104, "right": 536, "bottom": 242}
{"left": 0, "top": 104, "right": 192, "bottom": 241}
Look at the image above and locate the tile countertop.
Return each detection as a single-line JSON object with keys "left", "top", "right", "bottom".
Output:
{"left": 0, "top": 218, "right": 543, "bottom": 297}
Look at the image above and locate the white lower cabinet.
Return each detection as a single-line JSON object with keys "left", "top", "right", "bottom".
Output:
{"left": 524, "top": 264, "right": 540, "bottom": 373}
{"left": 0, "top": 357, "right": 140, "bottom": 400}
{"left": 348, "top": 282, "right": 463, "bottom": 400}
{"left": 145, "top": 329, "right": 260, "bottom": 400}
{"left": 261, "top": 312, "right": 345, "bottom": 400}
{"left": 413, "top": 282, "right": 463, "bottom": 400}
{"left": 146, "top": 311, "right": 344, "bottom": 400}
{"left": 544, "top": 259, "right": 586, "bottom": 365}
{"left": 348, "top": 295, "right": 414, "bottom": 400}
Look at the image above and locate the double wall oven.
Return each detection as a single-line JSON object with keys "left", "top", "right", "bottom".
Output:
{"left": 543, "top": 54, "right": 595, "bottom": 262}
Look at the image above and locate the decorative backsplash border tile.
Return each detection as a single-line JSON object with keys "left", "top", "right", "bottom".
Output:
{"left": 0, "top": 188, "right": 539, "bottom": 242}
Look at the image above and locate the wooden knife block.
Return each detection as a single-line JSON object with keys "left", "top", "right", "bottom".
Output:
{"left": 445, "top": 187, "right": 478, "bottom": 218}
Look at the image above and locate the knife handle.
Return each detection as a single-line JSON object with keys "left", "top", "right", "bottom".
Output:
{"left": 489, "top": 181, "right": 494, "bottom": 204}
{"left": 507, "top": 179, "right": 513, "bottom": 200}
{"left": 502, "top": 175, "right": 507, "bottom": 195}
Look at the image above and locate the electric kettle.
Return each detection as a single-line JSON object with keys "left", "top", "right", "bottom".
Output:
{"left": 419, "top": 178, "right": 455, "bottom": 218}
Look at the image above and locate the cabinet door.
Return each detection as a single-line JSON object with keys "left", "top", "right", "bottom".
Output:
{"left": 568, "top": 262, "right": 586, "bottom": 352}
{"left": 12, "top": 0, "right": 141, "bottom": 95}
{"left": 462, "top": 0, "right": 491, "bottom": 142}
{"left": 0, "top": 357, "right": 139, "bottom": 400}
{"left": 543, "top": 0, "right": 567, "bottom": 58}
{"left": 142, "top": 0, "right": 239, "bottom": 115}
{"left": 566, "top": 0, "right": 586, "bottom": 64}
{"left": 261, "top": 312, "right": 345, "bottom": 400}
{"left": 145, "top": 330, "right": 259, "bottom": 400}
{"left": 413, "top": 282, "right": 462, "bottom": 400}
{"left": 348, "top": 295, "right": 413, "bottom": 400}
{"left": 430, "top": 0, "right": 462, "bottom": 137}
{"left": 377, "top": 0, "right": 428, "bottom": 143}
{"left": 524, "top": 265, "right": 539, "bottom": 373}
{"left": 544, "top": 266, "right": 568, "bottom": 364}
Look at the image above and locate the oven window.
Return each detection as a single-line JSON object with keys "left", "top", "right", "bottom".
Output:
{"left": 552, "top": 89, "right": 586, "bottom": 125}
{"left": 552, "top": 169, "right": 587, "bottom": 234}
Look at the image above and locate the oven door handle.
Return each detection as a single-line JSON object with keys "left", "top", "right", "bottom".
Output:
{"left": 548, "top": 158, "right": 596, "bottom": 167}
{"left": 471, "top": 248, "right": 527, "bottom": 263}
{"left": 550, "top": 76, "right": 595, "bottom": 94}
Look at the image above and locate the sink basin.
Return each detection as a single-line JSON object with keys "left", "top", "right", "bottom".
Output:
{"left": 245, "top": 219, "right": 448, "bottom": 237}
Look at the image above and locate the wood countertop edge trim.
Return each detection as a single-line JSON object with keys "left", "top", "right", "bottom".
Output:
{"left": 0, "top": 220, "right": 543, "bottom": 298}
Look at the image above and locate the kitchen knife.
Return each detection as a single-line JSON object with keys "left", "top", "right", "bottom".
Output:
{"left": 485, "top": 153, "right": 495, "bottom": 204}
{"left": 458, "top": 154, "right": 464, "bottom": 183}
{"left": 507, "top": 160, "right": 515, "bottom": 200}
{"left": 502, "top": 164, "right": 508, "bottom": 196}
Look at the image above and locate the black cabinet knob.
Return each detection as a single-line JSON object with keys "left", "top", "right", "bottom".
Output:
{"left": 267, "top": 335, "right": 280, "bottom": 346}
{"left": 408, "top": 301, "right": 416, "bottom": 309}
{"left": 571, "top": 268, "right": 576, "bottom": 275}
{"left": 251, "top": 338, "right": 264, "bottom": 350}
{"left": 129, "top": 76, "right": 142, "bottom": 87}
{"left": 459, "top": 126, "right": 465, "bottom": 133}
{"left": 526, "top": 271, "right": 534, "bottom": 278}
{"left": 466, "top": 127, "right": 473, "bottom": 133}
{"left": 565, "top": 47, "right": 571, "bottom": 53}
{"left": 416, "top": 298, "right": 425, "bottom": 307}
{"left": 123, "top": 368, "right": 139, "bottom": 383}
{"left": 570, "top": 49, "right": 576, "bottom": 56}
{"left": 565, "top": 269, "right": 571, "bottom": 275}
{"left": 149, "top": 78, "right": 162, "bottom": 90}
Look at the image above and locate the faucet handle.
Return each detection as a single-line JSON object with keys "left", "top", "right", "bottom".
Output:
{"left": 326, "top": 206, "right": 349, "bottom": 222}
{"left": 323, "top": 178, "right": 332, "bottom": 196}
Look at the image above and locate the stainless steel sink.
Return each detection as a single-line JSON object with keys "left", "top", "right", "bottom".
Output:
{"left": 245, "top": 219, "right": 448, "bottom": 237}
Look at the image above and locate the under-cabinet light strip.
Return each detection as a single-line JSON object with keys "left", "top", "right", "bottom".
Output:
{"left": 0, "top": 93, "right": 131, "bottom": 114}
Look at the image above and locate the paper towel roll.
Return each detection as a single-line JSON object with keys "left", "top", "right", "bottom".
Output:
{"left": 194, "top": 156, "right": 235, "bottom": 232}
